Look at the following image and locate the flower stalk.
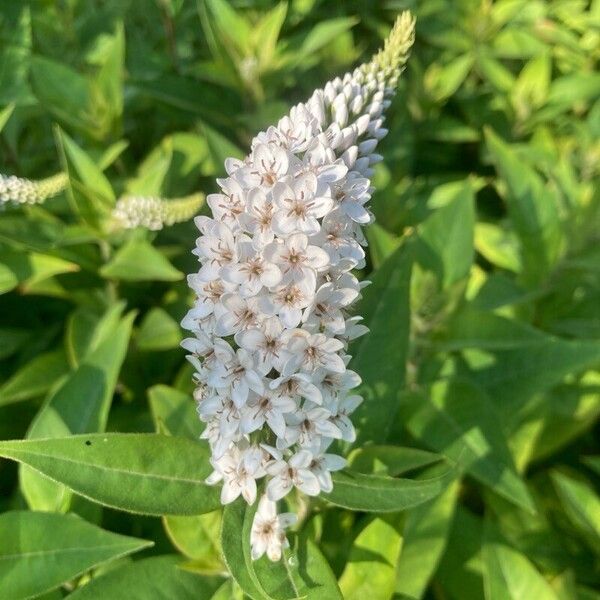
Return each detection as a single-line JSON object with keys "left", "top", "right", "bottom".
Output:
{"left": 182, "top": 11, "right": 416, "bottom": 561}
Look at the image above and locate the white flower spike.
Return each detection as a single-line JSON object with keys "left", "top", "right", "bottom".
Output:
{"left": 182, "top": 11, "right": 416, "bottom": 561}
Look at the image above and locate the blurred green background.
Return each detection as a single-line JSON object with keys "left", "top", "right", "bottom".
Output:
{"left": 1, "top": 1, "right": 599, "bottom": 599}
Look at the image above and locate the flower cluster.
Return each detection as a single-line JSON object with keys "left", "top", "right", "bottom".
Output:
{"left": 182, "top": 12, "right": 415, "bottom": 561}
{"left": 0, "top": 173, "right": 67, "bottom": 207}
{"left": 110, "top": 193, "right": 205, "bottom": 231}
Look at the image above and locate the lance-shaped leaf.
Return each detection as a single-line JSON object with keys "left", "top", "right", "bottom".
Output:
{"left": 67, "top": 555, "right": 222, "bottom": 599}
{"left": 20, "top": 313, "right": 134, "bottom": 512}
{"left": 221, "top": 498, "right": 342, "bottom": 600}
{"left": 339, "top": 516, "right": 404, "bottom": 600}
{"left": 0, "top": 511, "right": 151, "bottom": 600}
{"left": 350, "top": 244, "right": 412, "bottom": 445}
{"left": 0, "top": 433, "right": 220, "bottom": 516}
{"left": 324, "top": 465, "right": 456, "bottom": 512}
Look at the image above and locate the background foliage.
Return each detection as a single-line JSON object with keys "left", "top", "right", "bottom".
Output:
{"left": 1, "top": 1, "right": 600, "bottom": 599}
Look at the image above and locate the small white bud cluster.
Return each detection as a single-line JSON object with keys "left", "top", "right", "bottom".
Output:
{"left": 182, "top": 12, "right": 415, "bottom": 561}
{"left": 0, "top": 173, "right": 67, "bottom": 207}
{"left": 110, "top": 193, "right": 205, "bottom": 231}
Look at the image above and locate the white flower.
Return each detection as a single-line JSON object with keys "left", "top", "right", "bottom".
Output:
{"left": 264, "top": 233, "right": 329, "bottom": 287}
{"left": 251, "top": 495, "right": 297, "bottom": 561}
{"left": 207, "top": 445, "right": 265, "bottom": 504}
{"left": 182, "top": 11, "right": 416, "bottom": 562}
{"left": 283, "top": 331, "right": 346, "bottom": 375}
{"left": 241, "top": 389, "right": 296, "bottom": 439}
{"left": 266, "top": 449, "right": 321, "bottom": 500}
{"left": 235, "top": 318, "right": 288, "bottom": 375}
{"left": 309, "top": 452, "right": 346, "bottom": 494}
{"left": 271, "top": 173, "right": 333, "bottom": 236}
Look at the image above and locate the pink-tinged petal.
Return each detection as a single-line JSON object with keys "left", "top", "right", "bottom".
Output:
{"left": 267, "top": 476, "right": 292, "bottom": 501}
{"left": 297, "top": 470, "right": 320, "bottom": 496}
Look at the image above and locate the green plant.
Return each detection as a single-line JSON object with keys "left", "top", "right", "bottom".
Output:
{"left": 0, "top": 1, "right": 599, "bottom": 599}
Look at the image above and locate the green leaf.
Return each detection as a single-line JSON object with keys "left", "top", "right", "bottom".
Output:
{"left": 137, "top": 307, "right": 182, "bottom": 351}
{"left": 148, "top": 385, "right": 221, "bottom": 571}
{"left": 64, "top": 302, "right": 126, "bottom": 368}
{"left": 294, "top": 17, "right": 358, "bottom": 64}
{"left": 475, "top": 222, "right": 522, "bottom": 272}
{"left": 221, "top": 499, "right": 342, "bottom": 600}
{"left": 20, "top": 313, "right": 134, "bottom": 511}
{"left": 0, "top": 433, "right": 220, "bottom": 515}
{"left": 551, "top": 471, "right": 600, "bottom": 552}
{"left": 339, "top": 516, "right": 403, "bottom": 600}
{"left": 485, "top": 128, "right": 562, "bottom": 284}
{"left": 395, "top": 478, "right": 460, "bottom": 599}
{"left": 0, "top": 327, "right": 30, "bottom": 360}
{"left": 285, "top": 536, "right": 343, "bottom": 600}
{"left": 164, "top": 512, "right": 224, "bottom": 572}
{"left": 425, "top": 54, "right": 474, "bottom": 102}
{"left": 0, "top": 102, "right": 15, "bottom": 132}
{"left": 57, "top": 128, "right": 115, "bottom": 202}
{"left": 0, "top": 250, "right": 80, "bottom": 293}
{"left": 253, "top": 2, "right": 287, "bottom": 69}
{"left": 347, "top": 445, "right": 443, "bottom": 476}
{"left": 470, "top": 334, "right": 600, "bottom": 425}
{"left": 350, "top": 244, "right": 412, "bottom": 444}
{"left": 324, "top": 467, "right": 456, "bottom": 513}
{"left": 482, "top": 520, "right": 560, "bottom": 600}
{"left": 100, "top": 239, "right": 183, "bottom": 281}
{"left": 0, "top": 7, "right": 31, "bottom": 104}
{"left": 366, "top": 223, "right": 401, "bottom": 269}
{"left": 30, "top": 57, "right": 91, "bottom": 133}
{"left": 417, "top": 181, "right": 475, "bottom": 287}
{"left": 436, "top": 508, "right": 485, "bottom": 600}
{"left": 0, "top": 511, "right": 151, "bottom": 600}
{"left": 404, "top": 379, "right": 536, "bottom": 513}
{"left": 512, "top": 53, "right": 551, "bottom": 116}
{"left": 221, "top": 499, "right": 295, "bottom": 600}
{"left": 148, "top": 384, "right": 201, "bottom": 439}
{"left": 0, "top": 349, "right": 69, "bottom": 406}
{"left": 67, "top": 555, "right": 222, "bottom": 600}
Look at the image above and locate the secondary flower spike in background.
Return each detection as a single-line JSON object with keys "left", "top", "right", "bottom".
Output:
{"left": 182, "top": 11, "right": 416, "bottom": 561}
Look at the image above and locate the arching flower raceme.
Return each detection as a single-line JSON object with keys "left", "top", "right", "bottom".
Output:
{"left": 0, "top": 173, "right": 67, "bottom": 207}
{"left": 182, "top": 11, "right": 416, "bottom": 561}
